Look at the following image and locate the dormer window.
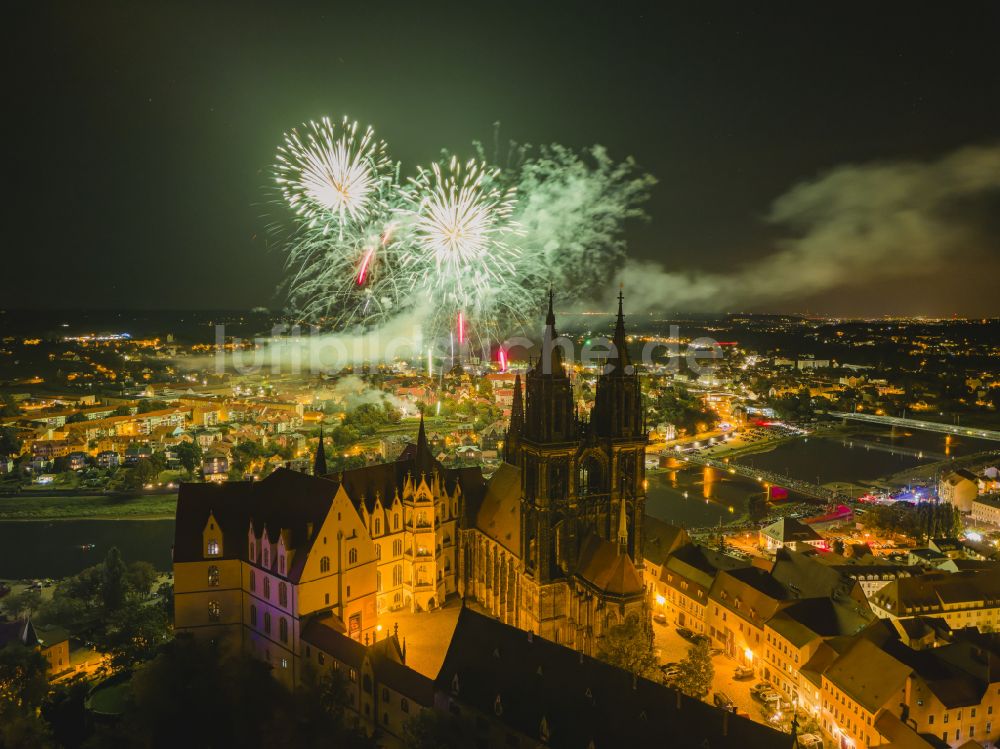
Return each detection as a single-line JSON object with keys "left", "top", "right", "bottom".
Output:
{"left": 249, "top": 542, "right": 256, "bottom": 563}
{"left": 206, "top": 539, "right": 220, "bottom": 556}
{"left": 263, "top": 547, "right": 270, "bottom": 567}
{"left": 374, "top": 517, "right": 381, "bottom": 535}
{"left": 279, "top": 555, "right": 285, "bottom": 575}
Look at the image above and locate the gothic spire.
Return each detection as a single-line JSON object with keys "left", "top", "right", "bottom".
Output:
{"left": 414, "top": 411, "right": 434, "bottom": 474}
{"left": 617, "top": 493, "right": 629, "bottom": 555}
{"left": 510, "top": 373, "right": 524, "bottom": 430}
{"left": 504, "top": 373, "right": 524, "bottom": 465}
{"left": 313, "top": 427, "right": 328, "bottom": 476}
{"left": 546, "top": 285, "right": 557, "bottom": 333}
{"left": 612, "top": 287, "right": 631, "bottom": 369}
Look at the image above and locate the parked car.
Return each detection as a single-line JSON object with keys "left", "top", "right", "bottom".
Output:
{"left": 676, "top": 627, "right": 695, "bottom": 641}
{"left": 734, "top": 666, "right": 754, "bottom": 680}
{"left": 712, "top": 692, "right": 736, "bottom": 711}
{"left": 660, "top": 663, "right": 682, "bottom": 681}
{"left": 691, "top": 633, "right": 710, "bottom": 645}
{"left": 798, "top": 733, "right": 824, "bottom": 749}
{"left": 653, "top": 612, "right": 668, "bottom": 625}
{"left": 750, "top": 682, "right": 769, "bottom": 698}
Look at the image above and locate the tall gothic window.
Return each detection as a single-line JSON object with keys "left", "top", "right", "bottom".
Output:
{"left": 207, "top": 565, "right": 220, "bottom": 587}
{"left": 348, "top": 548, "right": 358, "bottom": 564}
{"left": 278, "top": 582, "right": 288, "bottom": 607}
{"left": 208, "top": 600, "right": 221, "bottom": 621}
{"left": 320, "top": 556, "right": 330, "bottom": 573}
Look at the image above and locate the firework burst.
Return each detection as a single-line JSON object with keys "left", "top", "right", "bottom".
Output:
{"left": 275, "top": 116, "right": 394, "bottom": 234}
{"left": 398, "top": 156, "right": 527, "bottom": 344}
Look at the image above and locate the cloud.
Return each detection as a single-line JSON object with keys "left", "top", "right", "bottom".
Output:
{"left": 614, "top": 143, "right": 1000, "bottom": 311}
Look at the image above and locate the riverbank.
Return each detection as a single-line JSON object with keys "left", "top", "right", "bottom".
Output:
{"left": 0, "top": 493, "right": 178, "bottom": 521}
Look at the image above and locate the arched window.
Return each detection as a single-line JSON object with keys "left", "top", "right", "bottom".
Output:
{"left": 263, "top": 577, "right": 271, "bottom": 599}
{"left": 393, "top": 540, "right": 402, "bottom": 556}
{"left": 206, "top": 539, "right": 220, "bottom": 556}
{"left": 249, "top": 570, "right": 256, "bottom": 592}
{"left": 208, "top": 600, "right": 221, "bottom": 621}
{"left": 279, "top": 617, "right": 288, "bottom": 643}
{"left": 208, "top": 565, "right": 220, "bottom": 587}
{"left": 393, "top": 565, "right": 402, "bottom": 586}
{"left": 263, "top": 547, "right": 270, "bottom": 567}
{"left": 393, "top": 513, "right": 399, "bottom": 530}
{"left": 264, "top": 612, "right": 271, "bottom": 634}
{"left": 278, "top": 555, "right": 285, "bottom": 575}
{"left": 579, "top": 456, "right": 604, "bottom": 496}
{"left": 376, "top": 544, "right": 382, "bottom": 560}
{"left": 348, "top": 548, "right": 358, "bottom": 564}
{"left": 377, "top": 571, "right": 382, "bottom": 592}
{"left": 320, "top": 556, "right": 330, "bottom": 573}
{"left": 250, "top": 604, "right": 257, "bottom": 626}
{"left": 278, "top": 582, "right": 288, "bottom": 607}
{"left": 374, "top": 517, "right": 381, "bottom": 535}
{"left": 249, "top": 541, "right": 255, "bottom": 562}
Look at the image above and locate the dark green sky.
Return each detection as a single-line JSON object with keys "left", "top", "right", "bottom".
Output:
{"left": 8, "top": 1, "right": 1000, "bottom": 315}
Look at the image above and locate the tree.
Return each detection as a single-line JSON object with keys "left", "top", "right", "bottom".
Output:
{"left": 122, "top": 458, "right": 158, "bottom": 491}
{"left": 674, "top": 639, "right": 714, "bottom": 699}
{"left": 0, "top": 643, "right": 54, "bottom": 749}
{"left": 1, "top": 589, "right": 42, "bottom": 619}
{"left": 95, "top": 600, "right": 171, "bottom": 672}
{"left": 403, "top": 709, "right": 476, "bottom": 749}
{"left": 832, "top": 538, "right": 845, "bottom": 556}
{"left": 0, "top": 426, "right": 21, "bottom": 457}
{"left": 595, "top": 614, "right": 659, "bottom": 680}
{"left": 0, "top": 395, "right": 20, "bottom": 418}
{"left": 101, "top": 547, "right": 129, "bottom": 612}
{"left": 174, "top": 441, "right": 202, "bottom": 475}
{"left": 126, "top": 561, "right": 158, "bottom": 598}
{"left": 137, "top": 400, "right": 169, "bottom": 414}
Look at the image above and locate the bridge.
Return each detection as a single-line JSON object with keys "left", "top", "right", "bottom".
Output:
{"left": 826, "top": 411, "right": 1000, "bottom": 442}
{"left": 670, "top": 453, "right": 852, "bottom": 504}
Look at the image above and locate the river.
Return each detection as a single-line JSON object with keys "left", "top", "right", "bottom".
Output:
{"left": 0, "top": 520, "right": 175, "bottom": 580}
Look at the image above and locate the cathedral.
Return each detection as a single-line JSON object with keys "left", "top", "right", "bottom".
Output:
{"left": 172, "top": 290, "right": 648, "bottom": 674}
{"left": 458, "top": 291, "right": 649, "bottom": 653}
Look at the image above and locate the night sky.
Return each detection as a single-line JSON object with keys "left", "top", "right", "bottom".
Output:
{"left": 8, "top": 1, "right": 1000, "bottom": 315}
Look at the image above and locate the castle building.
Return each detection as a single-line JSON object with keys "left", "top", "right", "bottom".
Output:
{"left": 173, "top": 290, "right": 649, "bottom": 683}
{"left": 172, "top": 418, "right": 479, "bottom": 689}
{"left": 458, "top": 291, "right": 650, "bottom": 653}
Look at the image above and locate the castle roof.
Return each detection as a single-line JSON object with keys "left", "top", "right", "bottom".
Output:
{"left": 435, "top": 607, "right": 791, "bottom": 749}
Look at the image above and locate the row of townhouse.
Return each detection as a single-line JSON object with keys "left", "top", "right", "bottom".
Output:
{"left": 869, "top": 568, "right": 1000, "bottom": 631}
{"left": 818, "top": 619, "right": 1000, "bottom": 749}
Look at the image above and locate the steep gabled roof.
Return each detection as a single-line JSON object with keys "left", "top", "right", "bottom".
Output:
{"left": 575, "top": 534, "right": 643, "bottom": 598}
{"left": 475, "top": 462, "right": 521, "bottom": 554}
{"left": 435, "top": 608, "right": 791, "bottom": 749}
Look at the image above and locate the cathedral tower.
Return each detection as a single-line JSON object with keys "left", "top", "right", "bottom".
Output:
{"left": 590, "top": 290, "right": 647, "bottom": 567}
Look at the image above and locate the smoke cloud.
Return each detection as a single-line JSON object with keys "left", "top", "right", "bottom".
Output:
{"left": 614, "top": 143, "right": 1000, "bottom": 311}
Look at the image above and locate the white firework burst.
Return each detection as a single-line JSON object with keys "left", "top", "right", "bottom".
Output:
{"left": 275, "top": 116, "right": 393, "bottom": 234}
